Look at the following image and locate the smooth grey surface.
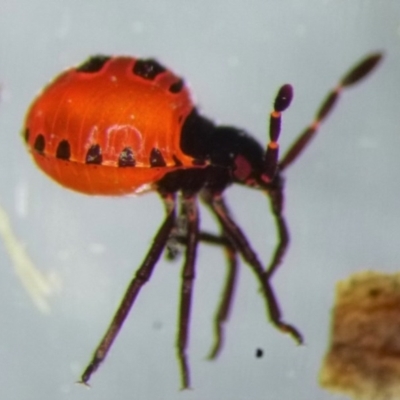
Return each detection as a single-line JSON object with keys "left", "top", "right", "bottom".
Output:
{"left": 0, "top": 1, "right": 399, "bottom": 399}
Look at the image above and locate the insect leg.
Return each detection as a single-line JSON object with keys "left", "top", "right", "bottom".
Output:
{"left": 279, "top": 53, "right": 382, "bottom": 171}
{"left": 206, "top": 233, "right": 238, "bottom": 360}
{"left": 202, "top": 190, "right": 303, "bottom": 345}
{"left": 165, "top": 206, "right": 188, "bottom": 261}
{"left": 169, "top": 229, "right": 239, "bottom": 359}
{"left": 176, "top": 192, "right": 199, "bottom": 390}
{"left": 262, "top": 84, "right": 293, "bottom": 182}
{"left": 264, "top": 182, "right": 290, "bottom": 280}
{"left": 80, "top": 193, "right": 176, "bottom": 385}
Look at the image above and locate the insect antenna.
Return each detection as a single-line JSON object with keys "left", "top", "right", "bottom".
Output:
{"left": 279, "top": 52, "right": 383, "bottom": 171}
{"left": 261, "top": 84, "right": 293, "bottom": 183}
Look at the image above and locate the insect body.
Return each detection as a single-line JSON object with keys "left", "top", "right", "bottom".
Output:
{"left": 23, "top": 53, "right": 382, "bottom": 388}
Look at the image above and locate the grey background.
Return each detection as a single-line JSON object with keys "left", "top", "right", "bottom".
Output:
{"left": 0, "top": 1, "right": 399, "bottom": 399}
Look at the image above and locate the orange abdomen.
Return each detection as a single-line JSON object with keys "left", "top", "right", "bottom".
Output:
{"left": 24, "top": 56, "right": 200, "bottom": 195}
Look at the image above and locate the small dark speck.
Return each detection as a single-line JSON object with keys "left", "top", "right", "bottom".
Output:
{"left": 255, "top": 348, "right": 264, "bottom": 358}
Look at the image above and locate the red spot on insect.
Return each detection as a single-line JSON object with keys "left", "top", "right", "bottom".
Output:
{"left": 233, "top": 154, "right": 252, "bottom": 181}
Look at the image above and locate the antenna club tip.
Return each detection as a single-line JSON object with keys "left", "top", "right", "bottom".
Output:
{"left": 274, "top": 84, "right": 294, "bottom": 112}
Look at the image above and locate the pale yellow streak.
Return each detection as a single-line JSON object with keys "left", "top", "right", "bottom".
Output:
{"left": 0, "top": 203, "right": 54, "bottom": 314}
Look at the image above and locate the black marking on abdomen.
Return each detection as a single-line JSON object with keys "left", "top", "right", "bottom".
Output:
{"left": 77, "top": 56, "right": 110, "bottom": 73}
{"left": 133, "top": 59, "right": 166, "bottom": 80}
{"left": 169, "top": 79, "right": 184, "bottom": 94}
{"left": 150, "top": 148, "right": 166, "bottom": 167}
{"left": 34, "top": 134, "right": 45, "bottom": 154}
{"left": 172, "top": 155, "right": 183, "bottom": 167}
{"left": 56, "top": 140, "right": 71, "bottom": 160}
{"left": 86, "top": 144, "right": 102, "bottom": 164}
{"left": 118, "top": 147, "right": 136, "bottom": 167}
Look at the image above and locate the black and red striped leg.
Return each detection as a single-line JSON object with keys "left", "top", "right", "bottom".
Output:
{"left": 176, "top": 193, "right": 200, "bottom": 389}
{"left": 279, "top": 52, "right": 382, "bottom": 171}
{"left": 202, "top": 191, "right": 303, "bottom": 344}
{"left": 79, "top": 193, "right": 176, "bottom": 385}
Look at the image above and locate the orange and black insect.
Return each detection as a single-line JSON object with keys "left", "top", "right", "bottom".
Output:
{"left": 23, "top": 53, "right": 382, "bottom": 388}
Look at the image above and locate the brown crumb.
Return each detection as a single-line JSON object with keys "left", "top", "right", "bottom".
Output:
{"left": 320, "top": 271, "right": 400, "bottom": 400}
